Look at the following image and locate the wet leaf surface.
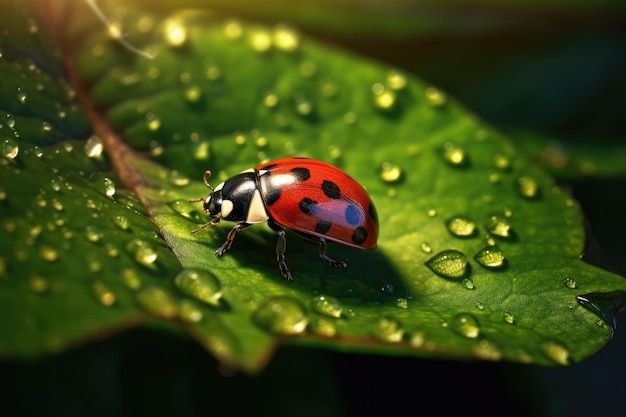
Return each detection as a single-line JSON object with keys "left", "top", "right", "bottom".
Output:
{"left": 0, "top": 0, "right": 625, "bottom": 372}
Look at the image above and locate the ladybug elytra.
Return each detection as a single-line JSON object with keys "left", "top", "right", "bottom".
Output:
{"left": 190, "top": 157, "right": 378, "bottom": 280}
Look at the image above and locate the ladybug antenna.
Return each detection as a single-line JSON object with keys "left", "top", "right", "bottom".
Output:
{"left": 203, "top": 170, "right": 214, "bottom": 192}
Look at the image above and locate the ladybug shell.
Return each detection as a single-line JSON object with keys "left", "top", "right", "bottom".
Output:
{"left": 256, "top": 158, "right": 378, "bottom": 250}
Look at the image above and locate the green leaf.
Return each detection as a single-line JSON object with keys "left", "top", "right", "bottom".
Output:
{"left": 0, "top": 0, "right": 624, "bottom": 372}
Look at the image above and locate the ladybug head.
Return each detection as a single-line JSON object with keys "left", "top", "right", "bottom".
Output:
{"left": 203, "top": 188, "right": 223, "bottom": 216}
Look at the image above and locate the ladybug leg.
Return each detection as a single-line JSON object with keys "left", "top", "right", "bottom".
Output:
{"left": 319, "top": 238, "right": 347, "bottom": 269}
{"left": 268, "top": 220, "right": 293, "bottom": 281}
{"left": 190, "top": 216, "right": 220, "bottom": 234}
{"left": 215, "top": 223, "right": 250, "bottom": 257}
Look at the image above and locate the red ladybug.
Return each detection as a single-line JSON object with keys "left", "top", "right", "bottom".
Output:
{"left": 190, "top": 157, "right": 378, "bottom": 280}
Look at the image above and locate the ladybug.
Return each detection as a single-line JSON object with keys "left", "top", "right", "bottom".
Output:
{"left": 190, "top": 157, "right": 378, "bottom": 280}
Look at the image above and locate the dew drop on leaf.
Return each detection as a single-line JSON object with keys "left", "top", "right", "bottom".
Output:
{"left": 451, "top": 313, "right": 481, "bottom": 339}
{"left": 504, "top": 311, "right": 515, "bottom": 324}
{"left": 445, "top": 216, "right": 476, "bottom": 237}
{"left": 136, "top": 286, "right": 178, "bottom": 318}
{"left": 372, "top": 83, "right": 396, "bottom": 111}
{"left": 178, "top": 299, "right": 204, "bottom": 323}
{"left": 310, "top": 295, "right": 342, "bottom": 318}
{"left": 250, "top": 30, "right": 272, "bottom": 52}
{"left": 84, "top": 135, "right": 104, "bottom": 158}
{"left": 252, "top": 296, "right": 308, "bottom": 335}
{"left": 493, "top": 153, "right": 511, "bottom": 170}
{"left": 112, "top": 215, "right": 130, "bottom": 230}
{"left": 386, "top": 69, "right": 407, "bottom": 90}
{"left": 484, "top": 215, "right": 513, "bottom": 239}
{"left": 372, "top": 316, "right": 404, "bottom": 343}
{"left": 174, "top": 268, "right": 222, "bottom": 306}
{"left": 425, "top": 86, "right": 446, "bottom": 106}
{"left": 472, "top": 339, "right": 502, "bottom": 361}
{"left": 309, "top": 318, "right": 336, "bottom": 337}
{"left": 29, "top": 275, "right": 49, "bottom": 293}
{"left": 16, "top": 88, "right": 27, "bottom": 104}
{"left": 126, "top": 238, "right": 158, "bottom": 266}
{"left": 462, "top": 278, "right": 475, "bottom": 290}
{"left": 224, "top": 19, "right": 243, "bottom": 40}
{"left": 273, "top": 24, "right": 299, "bottom": 52}
{"left": 379, "top": 162, "right": 403, "bottom": 183}
{"left": 474, "top": 246, "right": 506, "bottom": 268}
{"left": 85, "top": 225, "right": 103, "bottom": 243}
{"left": 442, "top": 142, "right": 466, "bottom": 166}
{"left": 121, "top": 267, "right": 142, "bottom": 290}
{"left": 425, "top": 250, "right": 468, "bottom": 279}
{"left": 92, "top": 280, "right": 116, "bottom": 306}
{"left": 1, "top": 138, "right": 19, "bottom": 159}
{"left": 564, "top": 277, "right": 577, "bottom": 289}
{"left": 540, "top": 339, "right": 569, "bottom": 366}
{"left": 516, "top": 175, "right": 540, "bottom": 199}
{"left": 164, "top": 19, "right": 187, "bottom": 47}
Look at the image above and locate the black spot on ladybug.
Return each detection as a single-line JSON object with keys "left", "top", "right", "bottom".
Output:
{"left": 321, "top": 180, "right": 341, "bottom": 199}
{"left": 291, "top": 167, "right": 311, "bottom": 181}
{"left": 352, "top": 226, "right": 368, "bottom": 245}
{"left": 345, "top": 204, "right": 362, "bottom": 225}
{"left": 299, "top": 198, "right": 318, "bottom": 215}
{"left": 315, "top": 219, "right": 332, "bottom": 234}
{"left": 368, "top": 202, "right": 378, "bottom": 224}
{"left": 265, "top": 187, "right": 281, "bottom": 206}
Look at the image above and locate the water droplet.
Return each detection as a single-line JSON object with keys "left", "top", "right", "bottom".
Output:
{"left": 205, "top": 64, "right": 221, "bottom": 80}
{"left": 126, "top": 239, "right": 158, "bottom": 266}
{"left": 164, "top": 19, "right": 187, "bottom": 47}
{"left": 381, "top": 283, "right": 395, "bottom": 294}
{"left": 16, "top": 88, "right": 27, "bottom": 104}
{"left": 105, "top": 243, "right": 119, "bottom": 257}
{"left": 420, "top": 242, "right": 432, "bottom": 253}
{"left": 146, "top": 113, "right": 161, "bottom": 131}
{"left": 446, "top": 216, "right": 476, "bottom": 237}
{"left": 564, "top": 277, "right": 577, "bottom": 289}
{"left": 178, "top": 299, "right": 204, "bottom": 323}
{"left": 373, "top": 316, "right": 404, "bottom": 342}
{"left": 425, "top": 86, "right": 446, "bottom": 106}
{"left": 476, "top": 301, "right": 484, "bottom": 310}
{"left": 484, "top": 215, "right": 513, "bottom": 239}
{"left": 84, "top": 135, "right": 104, "bottom": 158}
{"left": 472, "top": 339, "right": 502, "bottom": 361}
{"left": 85, "top": 225, "right": 103, "bottom": 243}
{"left": 516, "top": 175, "right": 540, "bottom": 199}
{"left": 493, "top": 153, "right": 511, "bottom": 170}
{"left": 396, "top": 298, "right": 408, "bottom": 309}
{"left": 474, "top": 246, "right": 506, "bottom": 268}
{"left": 136, "top": 286, "right": 178, "bottom": 318}
{"left": 93, "top": 280, "right": 116, "bottom": 306}
{"left": 253, "top": 296, "right": 308, "bottom": 335}
{"left": 250, "top": 30, "right": 272, "bottom": 52}
{"left": 442, "top": 143, "right": 466, "bottom": 166}
{"left": 310, "top": 318, "right": 336, "bottom": 337}
{"left": 4, "top": 113, "right": 16, "bottom": 129}
{"left": 310, "top": 295, "right": 342, "bottom": 318}
{"left": 121, "top": 268, "right": 142, "bottom": 289}
{"left": 540, "top": 339, "right": 569, "bottom": 365}
{"left": 174, "top": 268, "right": 222, "bottom": 306}
{"left": 112, "top": 215, "right": 130, "bottom": 230}
{"left": 273, "top": 24, "right": 299, "bottom": 52}
{"left": 101, "top": 177, "right": 115, "bottom": 197}
{"left": 386, "top": 69, "right": 407, "bottom": 90}
{"left": 372, "top": 83, "right": 396, "bottom": 110}
{"left": 1, "top": 138, "right": 19, "bottom": 159}
{"left": 503, "top": 311, "right": 515, "bottom": 324}
{"left": 462, "top": 278, "right": 475, "bottom": 290}
{"left": 426, "top": 250, "right": 468, "bottom": 279}
{"left": 299, "top": 60, "right": 317, "bottom": 77}
{"left": 379, "top": 162, "right": 403, "bottom": 183}
{"left": 263, "top": 92, "right": 279, "bottom": 108}
{"left": 224, "top": 19, "right": 243, "bottom": 40}
{"left": 184, "top": 85, "right": 203, "bottom": 102}
{"left": 451, "top": 313, "right": 480, "bottom": 338}
{"left": 29, "top": 275, "right": 49, "bottom": 293}
{"left": 39, "top": 246, "right": 59, "bottom": 262}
